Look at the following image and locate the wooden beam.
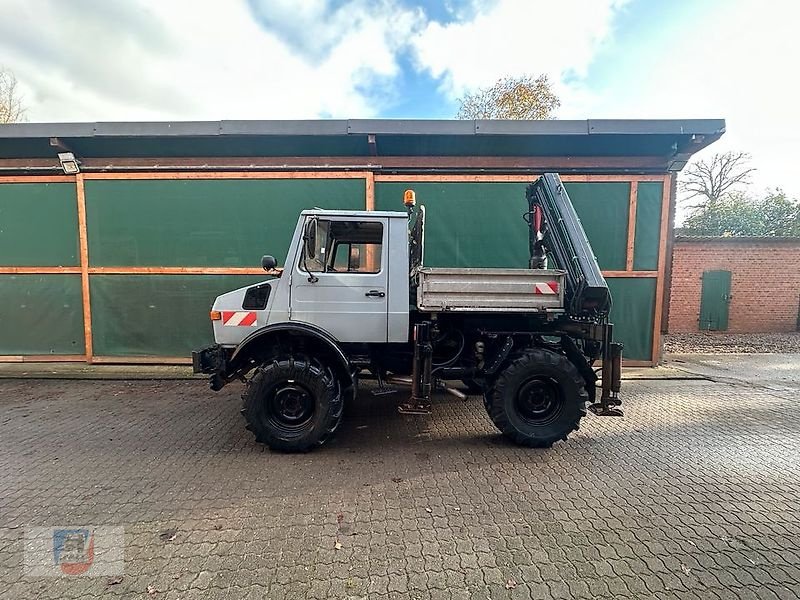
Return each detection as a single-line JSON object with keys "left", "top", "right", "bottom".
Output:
{"left": 0, "top": 175, "right": 75, "bottom": 183}
{"left": 82, "top": 171, "right": 371, "bottom": 180}
{"left": 374, "top": 174, "right": 668, "bottom": 183}
{"left": 626, "top": 181, "right": 638, "bottom": 271}
{"left": 92, "top": 356, "right": 192, "bottom": 365}
{"left": 87, "top": 266, "right": 267, "bottom": 275}
{"left": 651, "top": 175, "right": 672, "bottom": 365}
{"left": 0, "top": 266, "right": 280, "bottom": 275}
{"left": 3, "top": 266, "right": 659, "bottom": 278}
{"left": 75, "top": 173, "right": 93, "bottom": 363}
{"left": 602, "top": 271, "right": 657, "bottom": 278}
{"left": 622, "top": 359, "right": 656, "bottom": 367}
{"left": 0, "top": 267, "right": 82, "bottom": 274}
{"left": 0, "top": 355, "right": 86, "bottom": 363}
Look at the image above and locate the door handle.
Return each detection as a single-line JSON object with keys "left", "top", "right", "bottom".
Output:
{"left": 365, "top": 290, "right": 385, "bottom": 298}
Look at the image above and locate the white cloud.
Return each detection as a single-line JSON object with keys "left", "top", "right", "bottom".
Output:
{"left": 3, "top": 0, "right": 796, "bottom": 203}
{"left": 0, "top": 0, "right": 422, "bottom": 121}
{"left": 411, "top": 0, "right": 628, "bottom": 99}
{"left": 567, "top": 0, "right": 800, "bottom": 198}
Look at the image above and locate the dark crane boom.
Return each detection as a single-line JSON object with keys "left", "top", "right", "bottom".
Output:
{"left": 526, "top": 173, "right": 611, "bottom": 318}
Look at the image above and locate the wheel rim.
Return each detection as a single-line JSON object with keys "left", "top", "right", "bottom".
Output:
{"left": 268, "top": 382, "right": 315, "bottom": 429}
{"left": 515, "top": 377, "right": 563, "bottom": 425}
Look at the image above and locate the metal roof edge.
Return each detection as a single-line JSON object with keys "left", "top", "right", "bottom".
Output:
{"left": 346, "top": 119, "right": 475, "bottom": 135}
{"left": 93, "top": 121, "right": 221, "bottom": 137}
{"left": 0, "top": 122, "right": 96, "bottom": 138}
{"left": 474, "top": 120, "right": 588, "bottom": 135}
{"left": 0, "top": 118, "right": 727, "bottom": 139}
{"left": 588, "top": 119, "right": 726, "bottom": 136}
{"left": 223, "top": 120, "right": 349, "bottom": 136}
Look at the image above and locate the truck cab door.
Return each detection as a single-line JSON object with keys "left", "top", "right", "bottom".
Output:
{"left": 290, "top": 217, "right": 389, "bottom": 343}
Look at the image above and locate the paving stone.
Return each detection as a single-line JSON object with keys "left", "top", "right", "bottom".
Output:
{"left": 0, "top": 376, "right": 799, "bottom": 599}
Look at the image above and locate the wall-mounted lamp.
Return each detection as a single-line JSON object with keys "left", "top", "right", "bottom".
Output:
{"left": 58, "top": 152, "right": 80, "bottom": 175}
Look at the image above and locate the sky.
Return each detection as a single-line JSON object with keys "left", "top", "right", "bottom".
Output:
{"left": 1, "top": 0, "right": 798, "bottom": 198}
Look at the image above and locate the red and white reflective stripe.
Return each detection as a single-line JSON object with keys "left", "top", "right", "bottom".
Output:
{"left": 221, "top": 311, "right": 258, "bottom": 327}
{"left": 533, "top": 281, "right": 560, "bottom": 295}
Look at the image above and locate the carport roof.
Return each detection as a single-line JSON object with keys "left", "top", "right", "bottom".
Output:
{"left": 0, "top": 118, "right": 725, "bottom": 172}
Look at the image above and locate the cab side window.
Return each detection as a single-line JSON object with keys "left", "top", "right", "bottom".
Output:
{"left": 332, "top": 241, "right": 382, "bottom": 274}
{"left": 301, "top": 220, "right": 383, "bottom": 274}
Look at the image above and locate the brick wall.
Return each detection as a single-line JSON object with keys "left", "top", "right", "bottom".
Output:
{"left": 668, "top": 238, "right": 800, "bottom": 333}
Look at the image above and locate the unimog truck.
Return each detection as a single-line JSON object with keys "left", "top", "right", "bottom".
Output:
{"left": 193, "top": 173, "right": 623, "bottom": 451}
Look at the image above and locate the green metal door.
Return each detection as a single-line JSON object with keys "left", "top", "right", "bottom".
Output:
{"left": 699, "top": 270, "right": 731, "bottom": 331}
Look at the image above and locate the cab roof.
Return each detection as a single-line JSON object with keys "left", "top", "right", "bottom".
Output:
{"left": 300, "top": 209, "right": 408, "bottom": 218}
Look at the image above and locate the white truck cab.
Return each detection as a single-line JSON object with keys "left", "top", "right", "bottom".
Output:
{"left": 210, "top": 210, "right": 410, "bottom": 347}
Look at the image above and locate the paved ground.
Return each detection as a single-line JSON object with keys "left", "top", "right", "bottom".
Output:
{"left": 2, "top": 359, "right": 800, "bottom": 599}
{"left": 667, "top": 353, "right": 800, "bottom": 394}
{"left": 665, "top": 332, "right": 800, "bottom": 354}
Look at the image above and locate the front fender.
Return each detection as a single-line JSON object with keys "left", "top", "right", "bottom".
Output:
{"left": 229, "top": 321, "right": 355, "bottom": 397}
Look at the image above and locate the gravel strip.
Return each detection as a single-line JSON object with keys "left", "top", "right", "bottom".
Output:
{"left": 665, "top": 332, "right": 800, "bottom": 353}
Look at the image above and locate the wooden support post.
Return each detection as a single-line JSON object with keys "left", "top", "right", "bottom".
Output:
{"left": 365, "top": 171, "right": 375, "bottom": 211}
{"left": 76, "top": 173, "right": 93, "bottom": 363}
{"left": 651, "top": 175, "right": 672, "bottom": 365}
{"left": 661, "top": 172, "right": 678, "bottom": 335}
{"left": 364, "top": 172, "right": 378, "bottom": 272}
{"left": 626, "top": 181, "right": 638, "bottom": 271}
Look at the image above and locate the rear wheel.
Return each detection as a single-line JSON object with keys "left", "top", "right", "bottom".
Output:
{"left": 484, "top": 348, "right": 587, "bottom": 448}
{"left": 242, "top": 356, "right": 343, "bottom": 452}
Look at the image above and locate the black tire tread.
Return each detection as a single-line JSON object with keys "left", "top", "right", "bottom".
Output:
{"left": 484, "top": 348, "right": 587, "bottom": 448}
{"left": 241, "top": 356, "right": 343, "bottom": 452}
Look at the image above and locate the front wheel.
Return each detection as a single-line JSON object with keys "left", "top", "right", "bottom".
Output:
{"left": 242, "top": 357, "right": 343, "bottom": 452}
{"left": 484, "top": 348, "right": 587, "bottom": 448}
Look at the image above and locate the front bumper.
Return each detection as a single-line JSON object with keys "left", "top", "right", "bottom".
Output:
{"left": 192, "top": 344, "right": 228, "bottom": 375}
{"left": 192, "top": 344, "right": 232, "bottom": 391}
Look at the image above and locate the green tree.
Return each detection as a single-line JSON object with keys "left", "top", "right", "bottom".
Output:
{"left": 753, "top": 190, "right": 800, "bottom": 236}
{"left": 681, "top": 189, "right": 799, "bottom": 237}
{"left": 456, "top": 74, "right": 560, "bottom": 120}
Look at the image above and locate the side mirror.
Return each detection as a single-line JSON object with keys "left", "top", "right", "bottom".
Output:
{"left": 348, "top": 246, "right": 361, "bottom": 271}
{"left": 303, "top": 217, "right": 318, "bottom": 259}
{"left": 261, "top": 255, "right": 277, "bottom": 271}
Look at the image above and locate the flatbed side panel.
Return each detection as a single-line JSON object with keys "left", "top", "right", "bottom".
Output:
{"left": 417, "top": 268, "right": 565, "bottom": 312}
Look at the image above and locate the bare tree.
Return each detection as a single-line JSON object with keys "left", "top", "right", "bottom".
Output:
{"left": 0, "top": 68, "right": 27, "bottom": 123}
{"left": 680, "top": 151, "right": 755, "bottom": 208}
{"left": 456, "top": 74, "right": 560, "bottom": 120}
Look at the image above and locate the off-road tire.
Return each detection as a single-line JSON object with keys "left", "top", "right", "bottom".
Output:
{"left": 242, "top": 356, "right": 343, "bottom": 452}
{"left": 484, "top": 348, "right": 587, "bottom": 448}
